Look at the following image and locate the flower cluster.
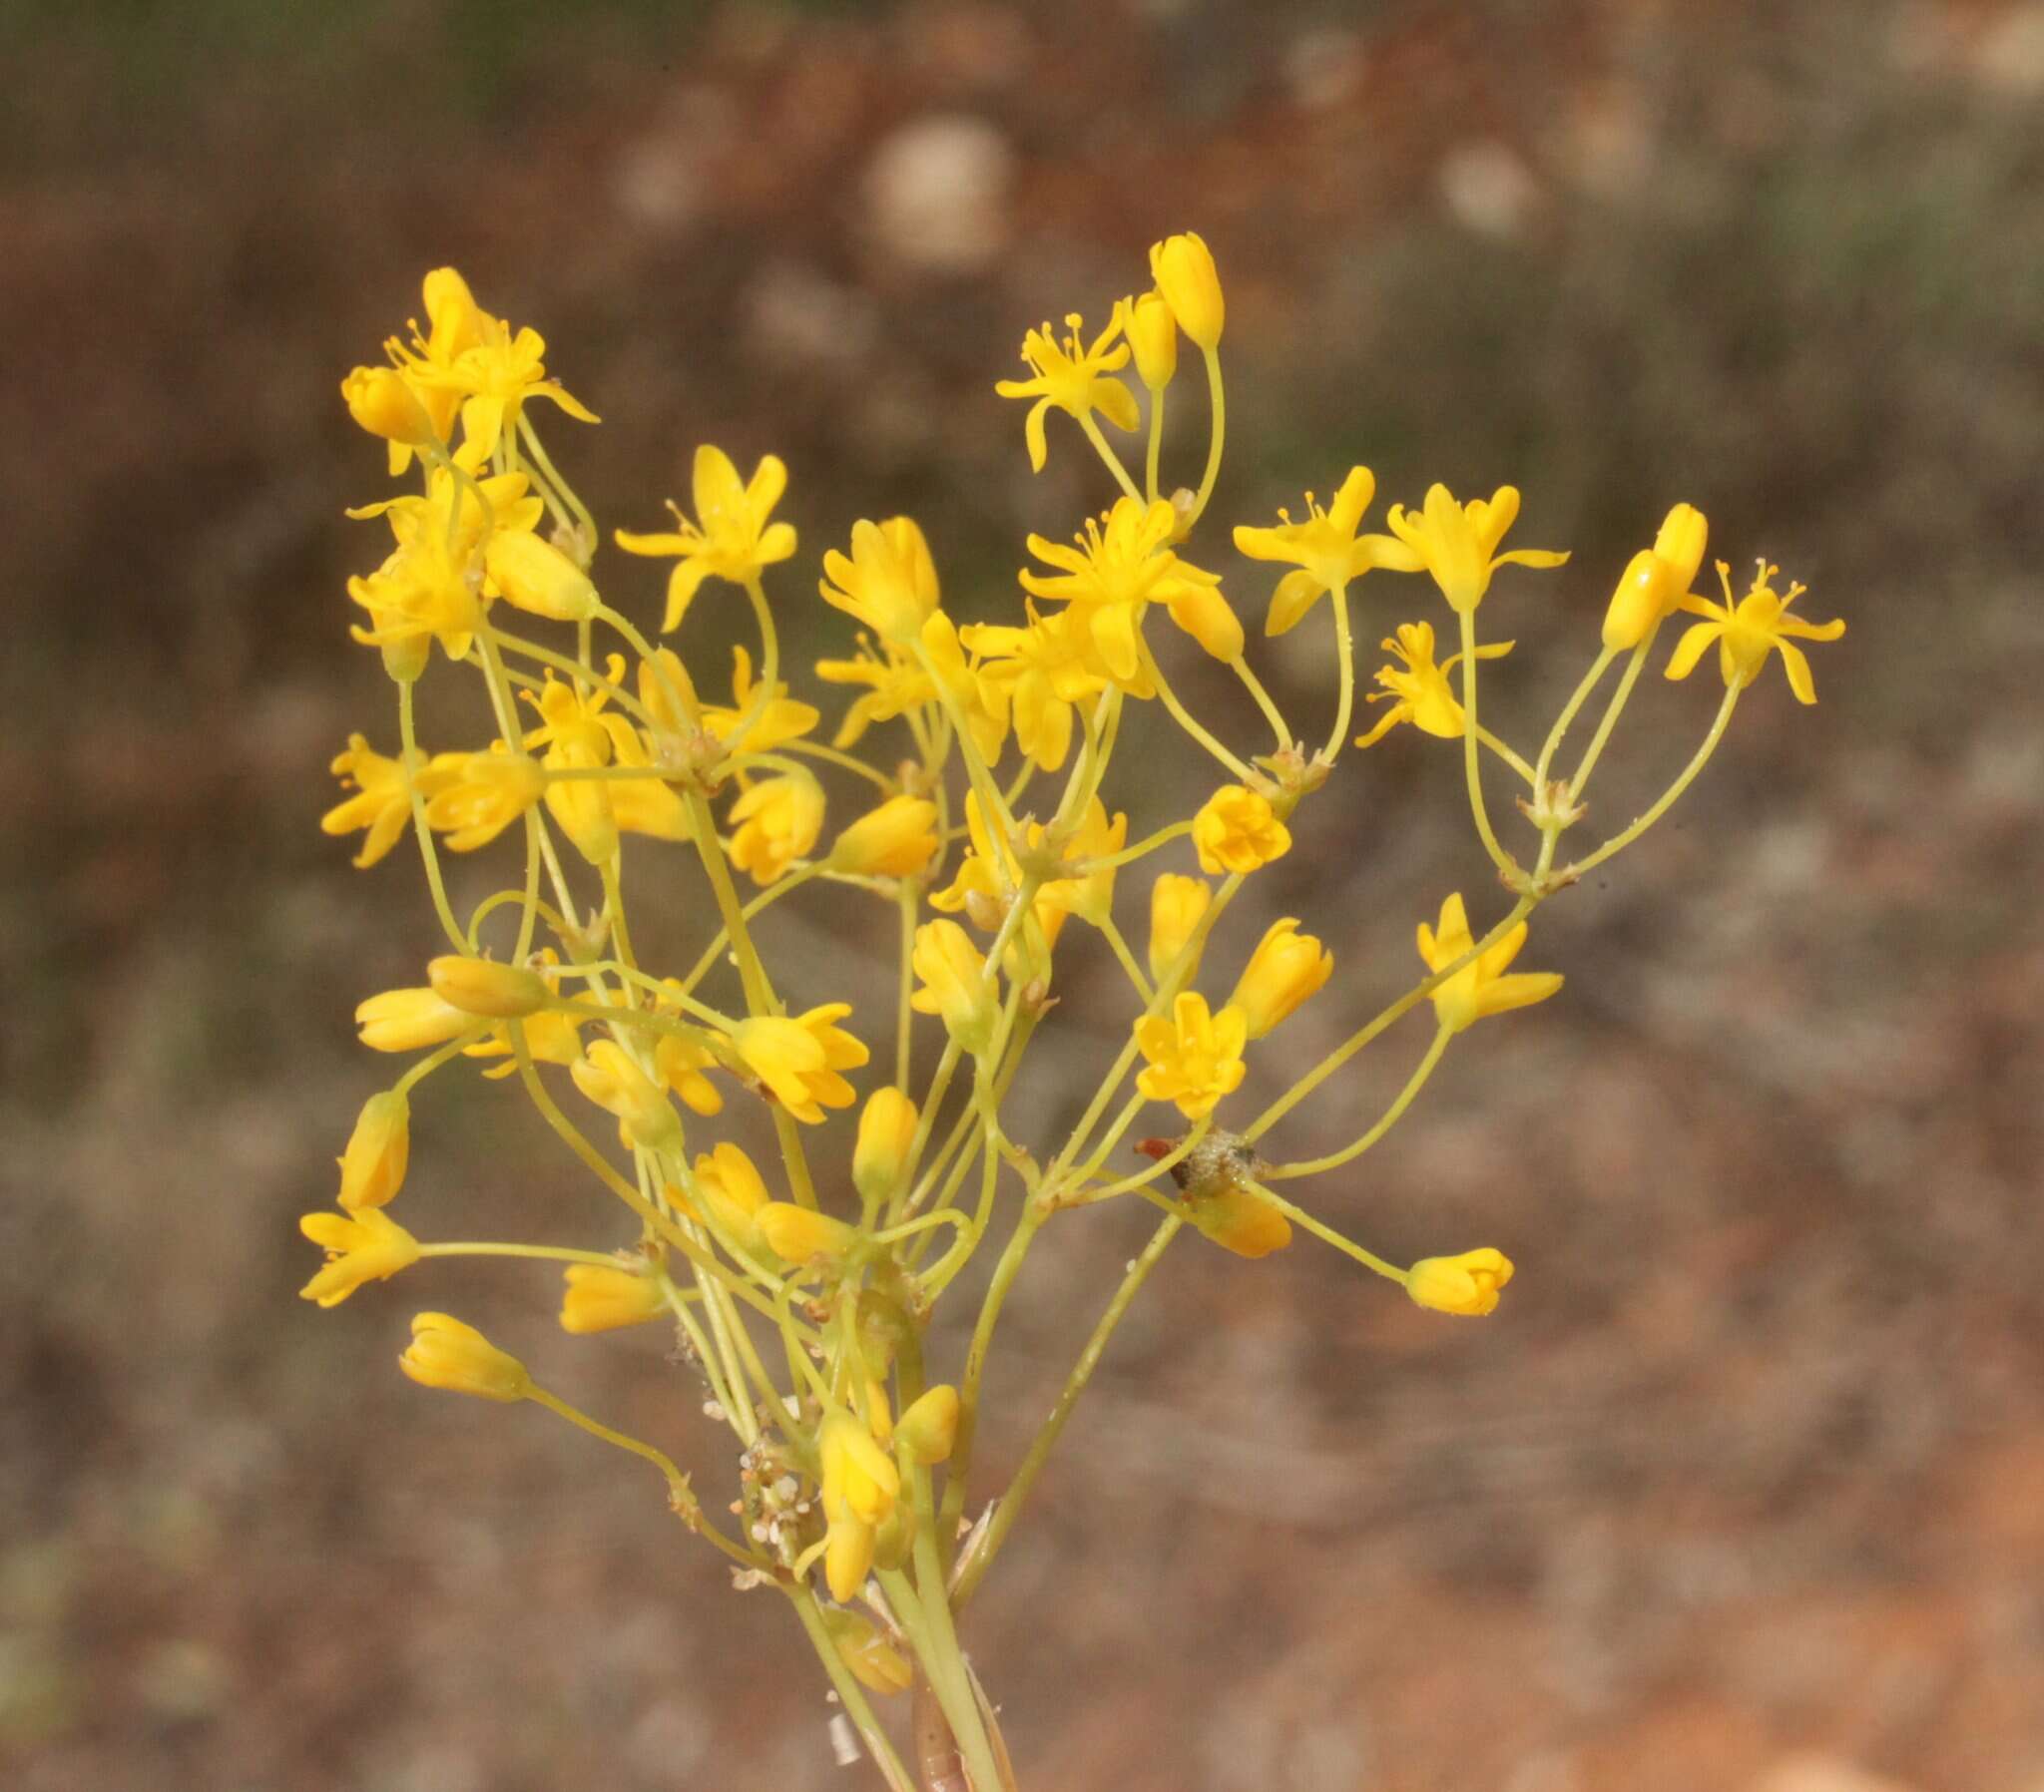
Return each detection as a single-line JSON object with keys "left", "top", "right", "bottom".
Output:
{"left": 309, "top": 241, "right": 1841, "bottom": 1788}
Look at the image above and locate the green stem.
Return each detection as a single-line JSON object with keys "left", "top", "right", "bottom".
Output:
{"left": 1259, "top": 1024, "right": 1451, "bottom": 1179}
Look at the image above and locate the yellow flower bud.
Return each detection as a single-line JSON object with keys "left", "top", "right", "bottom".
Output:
{"left": 340, "top": 365, "right": 435, "bottom": 445}
{"left": 1185, "top": 1185, "right": 1292, "bottom": 1259}
{"left": 1165, "top": 578, "right": 1245, "bottom": 662}
{"left": 1148, "top": 873, "right": 1212, "bottom": 983}
{"left": 1651, "top": 501, "right": 1709, "bottom": 593}
{"left": 1599, "top": 548, "right": 1670, "bottom": 653}
{"left": 427, "top": 954, "right": 552, "bottom": 1019}
{"left": 821, "top": 1413, "right": 900, "bottom": 1526}
{"left": 830, "top": 795, "right": 940, "bottom": 879}
{"left": 758, "top": 1201, "right": 860, "bottom": 1267}
{"left": 692, "top": 1142, "right": 771, "bottom": 1253}
{"left": 1127, "top": 289, "right": 1179, "bottom": 390}
{"left": 355, "top": 987, "right": 475, "bottom": 1053}
{"left": 824, "top": 1511, "right": 876, "bottom": 1603}
{"left": 1230, "top": 917, "right": 1334, "bottom": 1040}
{"left": 336, "top": 1090, "right": 410, "bottom": 1211}
{"left": 1406, "top": 1247, "right": 1514, "bottom": 1316}
{"left": 909, "top": 919, "right": 998, "bottom": 1057}
{"left": 728, "top": 773, "right": 826, "bottom": 885}
{"left": 824, "top": 1609, "right": 913, "bottom": 1696}
{"left": 1148, "top": 231, "right": 1225, "bottom": 349}
{"left": 299, "top": 1205, "right": 421, "bottom": 1306}
{"left": 852, "top": 1086, "right": 918, "bottom": 1207}
{"left": 399, "top": 1311, "right": 532, "bottom": 1401}
{"left": 483, "top": 530, "right": 599, "bottom": 623}
{"left": 1191, "top": 784, "right": 1290, "bottom": 875}
{"left": 897, "top": 1384, "right": 960, "bottom": 1465}
{"left": 571, "top": 1040, "right": 681, "bottom": 1149}
{"left": 559, "top": 1261, "right": 666, "bottom": 1334}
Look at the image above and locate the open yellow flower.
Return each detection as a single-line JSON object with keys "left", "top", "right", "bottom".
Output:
{"left": 910, "top": 919, "right": 999, "bottom": 1056}
{"left": 1664, "top": 559, "right": 1844, "bottom": 704}
{"left": 1134, "top": 992, "right": 1249, "bottom": 1120}
{"left": 727, "top": 773, "right": 825, "bottom": 885}
{"left": 962, "top": 605, "right": 1108, "bottom": 773}
{"left": 728, "top": 1007, "right": 867, "bottom": 1123}
{"left": 422, "top": 745, "right": 547, "bottom": 852}
{"left": 690, "top": 1141, "right": 772, "bottom": 1253}
{"left": 1415, "top": 892, "right": 1562, "bottom": 1034}
{"left": 1353, "top": 622, "right": 1513, "bottom": 747}
{"left": 366, "top": 267, "right": 488, "bottom": 473}
{"left": 994, "top": 310, "right": 1140, "bottom": 473}
{"left": 299, "top": 1205, "right": 421, "bottom": 1307}
{"left": 615, "top": 446, "right": 797, "bottom": 633}
{"left": 1232, "top": 467, "right": 1423, "bottom": 636}
{"left": 322, "top": 734, "right": 453, "bottom": 869}
{"left": 700, "top": 645, "right": 819, "bottom": 752}
{"left": 818, "top": 516, "right": 941, "bottom": 645}
{"left": 438, "top": 308, "right": 599, "bottom": 462}
{"left": 815, "top": 635, "right": 935, "bottom": 749}
{"left": 1407, "top": 1247, "right": 1513, "bottom": 1317}
{"left": 1383, "top": 483, "right": 1568, "bottom": 615}
{"left": 1191, "top": 785, "right": 1290, "bottom": 874}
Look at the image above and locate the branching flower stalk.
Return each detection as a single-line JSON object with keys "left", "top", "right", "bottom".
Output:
{"left": 313, "top": 246, "right": 1845, "bottom": 1788}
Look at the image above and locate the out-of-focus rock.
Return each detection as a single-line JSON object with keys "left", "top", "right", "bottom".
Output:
{"left": 1283, "top": 26, "right": 1366, "bottom": 112}
{"left": 613, "top": 86, "right": 740, "bottom": 233}
{"left": 742, "top": 259, "right": 881, "bottom": 371}
{"left": 863, "top": 113, "right": 1014, "bottom": 273}
{"left": 1439, "top": 138, "right": 1542, "bottom": 239}
{"left": 1749, "top": 1753, "right": 1922, "bottom": 1792}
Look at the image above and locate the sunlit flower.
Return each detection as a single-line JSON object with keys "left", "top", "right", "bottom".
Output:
{"left": 727, "top": 773, "right": 825, "bottom": 884}
{"left": 615, "top": 446, "right": 797, "bottom": 633}
{"left": 1383, "top": 483, "right": 1568, "bottom": 615}
{"left": 340, "top": 364, "right": 435, "bottom": 450}
{"left": 995, "top": 311, "right": 1140, "bottom": 473}
{"left": 1353, "top": 621, "right": 1513, "bottom": 748}
{"left": 1192, "top": 785, "right": 1290, "bottom": 875}
{"left": 483, "top": 530, "right": 598, "bottom": 623}
{"left": 1135, "top": 992, "right": 1249, "bottom": 1120}
{"left": 830, "top": 795, "right": 940, "bottom": 879}
{"left": 336, "top": 1090, "right": 410, "bottom": 1211}
{"left": 560, "top": 1260, "right": 667, "bottom": 1333}
{"left": 818, "top": 516, "right": 941, "bottom": 645}
{"left": 520, "top": 657, "right": 645, "bottom": 865}
{"left": 918, "top": 613, "right": 1010, "bottom": 766}
{"left": 700, "top": 645, "right": 819, "bottom": 752}
{"left": 322, "top": 734, "right": 450, "bottom": 868}
{"left": 1663, "top": 559, "right": 1844, "bottom": 704}
{"left": 1407, "top": 1247, "right": 1514, "bottom": 1317}
{"left": 1415, "top": 892, "right": 1562, "bottom": 1035}
{"left": 1148, "top": 873, "right": 1212, "bottom": 983}
{"left": 422, "top": 746, "right": 547, "bottom": 852}
{"left": 1148, "top": 232, "right": 1225, "bottom": 350}
{"left": 298, "top": 1205, "right": 420, "bottom": 1307}
{"left": 366, "top": 267, "right": 488, "bottom": 473}
{"left": 1229, "top": 917, "right": 1333, "bottom": 1039}
{"left": 910, "top": 919, "right": 999, "bottom": 1057}
{"left": 815, "top": 635, "right": 934, "bottom": 749}
{"left": 399, "top": 1311, "right": 533, "bottom": 1401}
{"left": 728, "top": 1007, "right": 868, "bottom": 1123}
{"left": 962, "top": 605, "right": 1108, "bottom": 773}
{"left": 1232, "top": 466, "right": 1424, "bottom": 636}
{"left": 438, "top": 305, "right": 599, "bottom": 461}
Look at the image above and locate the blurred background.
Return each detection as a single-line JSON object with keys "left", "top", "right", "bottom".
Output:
{"left": 4, "top": 2, "right": 2042, "bottom": 1789}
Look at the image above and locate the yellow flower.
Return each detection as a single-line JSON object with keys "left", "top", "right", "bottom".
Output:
{"left": 482, "top": 530, "right": 598, "bottom": 623}
{"left": 560, "top": 1261, "right": 668, "bottom": 1334}
{"left": 897, "top": 1385, "right": 960, "bottom": 1464}
{"left": 1125, "top": 289, "right": 1178, "bottom": 390}
{"left": 1601, "top": 503, "right": 1710, "bottom": 652}
{"left": 322, "top": 734, "right": 451, "bottom": 868}
{"left": 1664, "top": 559, "right": 1844, "bottom": 704}
{"left": 520, "top": 657, "right": 646, "bottom": 865}
{"left": 1186, "top": 1184, "right": 1292, "bottom": 1259}
{"left": 422, "top": 746, "right": 547, "bottom": 852}
{"left": 918, "top": 612, "right": 1011, "bottom": 766}
{"left": 817, "top": 516, "right": 941, "bottom": 646}
{"left": 398, "top": 1311, "right": 533, "bottom": 1402}
{"left": 700, "top": 645, "right": 819, "bottom": 752}
{"left": 758, "top": 1202, "right": 860, "bottom": 1267}
{"left": 1148, "top": 873, "right": 1212, "bottom": 983}
{"left": 852, "top": 1086, "right": 919, "bottom": 1208}
{"left": 1134, "top": 992, "right": 1249, "bottom": 1120}
{"left": 819, "top": 1411, "right": 901, "bottom": 1601}
{"left": 1383, "top": 483, "right": 1568, "bottom": 615}
{"left": 1230, "top": 917, "right": 1333, "bottom": 1039}
{"left": 1232, "top": 466, "right": 1425, "bottom": 636}
{"left": 727, "top": 773, "right": 825, "bottom": 884}
{"left": 615, "top": 446, "right": 797, "bottom": 633}
{"left": 427, "top": 955, "right": 552, "bottom": 1020}
{"left": 654, "top": 1024, "right": 726, "bottom": 1118}
{"left": 337, "top": 1090, "right": 410, "bottom": 1211}
{"left": 571, "top": 1039, "right": 682, "bottom": 1149}
{"left": 1019, "top": 497, "right": 1229, "bottom": 685}
{"left": 691, "top": 1141, "right": 772, "bottom": 1253}
{"left": 815, "top": 635, "right": 935, "bottom": 749}
{"left": 438, "top": 307, "right": 599, "bottom": 461}
{"left": 728, "top": 1006, "right": 868, "bottom": 1123}
{"left": 1415, "top": 892, "right": 1562, "bottom": 1034}
{"left": 1353, "top": 621, "right": 1513, "bottom": 748}
{"left": 298, "top": 1206, "right": 421, "bottom": 1307}
{"left": 911, "top": 919, "right": 999, "bottom": 1056}
{"left": 1192, "top": 785, "right": 1290, "bottom": 875}
{"left": 1407, "top": 1247, "right": 1514, "bottom": 1317}
{"left": 340, "top": 364, "right": 435, "bottom": 448}
{"left": 356, "top": 987, "right": 476, "bottom": 1053}
{"left": 830, "top": 795, "right": 940, "bottom": 879}
{"left": 826, "top": 1610, "right": 914, "bottom": 1696}
{"left": 962, "top": 605, "right": 1107, "bottom": 773}
{"left": 994, "top": 310, "right": 1140, "bottom": 473}
{"left": 1148, "top": 231, "right": 1225, "bottom": 349}
{"left": 461, "top": 951, "right": 584, "bottom": 1079}
{"left": 364, "top": 268, "right": 487, "bottom": 473}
